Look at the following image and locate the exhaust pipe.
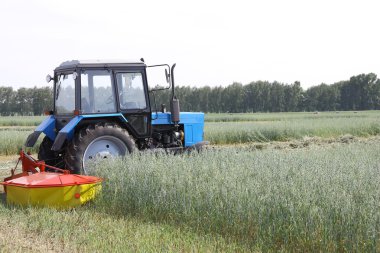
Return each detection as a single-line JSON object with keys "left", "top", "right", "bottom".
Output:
{"left": 170, "top": 63, "right": 180, "bottom": 125}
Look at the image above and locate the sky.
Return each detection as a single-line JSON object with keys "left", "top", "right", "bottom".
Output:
{"left": 0, "top": 0, "right": 379, "bottom": 89}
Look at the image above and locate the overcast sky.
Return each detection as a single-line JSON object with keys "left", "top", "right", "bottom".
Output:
{"left": 0, "top": 0, "right": 379, "bottom": 89}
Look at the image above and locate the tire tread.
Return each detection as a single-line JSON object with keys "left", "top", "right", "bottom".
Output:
{"left": 64, "top": 122, "right": 135, "bottom": 174}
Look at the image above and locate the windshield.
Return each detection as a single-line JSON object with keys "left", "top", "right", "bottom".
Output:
{"left": 55, "top": 73, "right": 75, "bottom": 114}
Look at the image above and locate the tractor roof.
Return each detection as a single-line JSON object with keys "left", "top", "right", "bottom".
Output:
{"left": 55, "top": 59, "right": 146, "bottom": 71}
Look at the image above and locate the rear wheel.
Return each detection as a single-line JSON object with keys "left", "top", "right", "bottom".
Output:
{"left": 38, "top": 136, "right": 64, "bottom": 169}
{"left": 64, "top": 122, "right": 136, "bottom": 174}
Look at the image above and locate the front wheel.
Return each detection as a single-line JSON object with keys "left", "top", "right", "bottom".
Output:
{"left": 64, "top": 122, "right": 136, "bottom": 174}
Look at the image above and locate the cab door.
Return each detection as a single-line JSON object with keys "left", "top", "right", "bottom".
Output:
{"left": 114, "top": 69, "right": 151, "bottom": 138}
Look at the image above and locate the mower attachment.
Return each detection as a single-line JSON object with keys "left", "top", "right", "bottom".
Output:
{"left": 1, "top": 151, "right": 102, "bottom": 209}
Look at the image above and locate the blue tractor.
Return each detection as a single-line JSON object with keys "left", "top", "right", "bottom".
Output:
{"left": 25, "top": 60, "right": 207, "bottom": 174}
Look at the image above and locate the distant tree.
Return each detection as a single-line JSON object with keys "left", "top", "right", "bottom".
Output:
{"left": 284, "top": 81, "right": 303, "bottom": 112}
{"left": 15, "top": 88, "right": 33, "bottom": 115}
{"left": 269, "top": 82, "right": 286, "bottom": 112}
{"left": 31, "top": 87, "right": 53, "bottom": 115}
{"left": 0, "top": 87, "right": 15, "bottom": 115}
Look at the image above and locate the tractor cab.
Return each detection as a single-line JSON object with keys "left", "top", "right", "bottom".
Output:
{"left": 26, "top": 59, "right": 207, "bottom": 174}
{"left": 51, "top": 60, "right": 152, "bottom": 138}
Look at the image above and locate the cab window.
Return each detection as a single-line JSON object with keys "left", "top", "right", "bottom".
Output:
{"left": 81, "top": 70, "right": 116, "bottom": 113}
{"left": 116, "top": 73, "right": 147, "bottom": 110}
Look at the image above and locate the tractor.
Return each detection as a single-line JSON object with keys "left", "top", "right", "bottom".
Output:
{"left": 25, "top": 59, "right": 207, "bottom": 174}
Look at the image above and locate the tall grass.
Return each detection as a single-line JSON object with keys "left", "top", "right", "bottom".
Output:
{"left": 0, "top": 129, "right": 40, "bottom": 155}
{"left": 93, "top": 142, "right": 380, "bottom": 252}
{"left": 2, "top": 111, "right": 380, "bottom": 154}
{"left": 205, "top": 116, "right": 380, "bottom": 144}
{"left": 205, "top": 110, "right": 377, "bottom": 122}
{"left": 0, "top": 116, "right": 44, "bottom": 126}
{"left": 2, "top": 114, "right": 380, "bottom": 154}
{"left": 0, "top": 111, "right": 377, "bottom": 125}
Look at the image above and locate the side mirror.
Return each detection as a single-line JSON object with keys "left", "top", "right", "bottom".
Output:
{"left": 46, "top": 74, "right": 53, "bottom": 83}
{"left": 147, "top": 64, "right": 171, "bottom": 91}
{"left": 73, "top": 72, "right": 78, "bottom": 80}
{"left": 165, "top": 69, "right": 170, "bottom": 83}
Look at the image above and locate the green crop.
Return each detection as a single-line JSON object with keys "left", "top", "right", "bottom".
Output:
{"left": 205, "top": 110, "right": 377, "bottom": 122}
{"left": 2, "top": 111, "right": 380, "bottom": 154}
{"left": 92, "top": 142, "right": 380, "bottom": 251}
{"left": 0, "top": 129, "right": 40, "bottom": 155}
{"left": 1, "top": 111, "right": 380, "bottom": 251}
{"left": 205, "top": 113, "right": 380, "bottom": 144}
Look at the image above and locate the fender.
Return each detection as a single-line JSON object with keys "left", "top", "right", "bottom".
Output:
{"left": 51, "top": 113, "right": 128, "bottom": 151}
{"left": 25, "top": 115, "right": 56, "bottom": 147}
{"left": 25, "top": 114, "right": 128, "bottom": 151}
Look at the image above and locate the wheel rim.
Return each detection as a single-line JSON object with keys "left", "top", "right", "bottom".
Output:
{"left": 83, "top": 136, "right": 128, "bottom": 174}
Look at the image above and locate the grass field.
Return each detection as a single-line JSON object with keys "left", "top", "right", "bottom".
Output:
{"left": 0, "top": 116, "right": 45, "bottom": 127}
{"left": 205, "top": 111, "right": 380, "bottom": 144}
{"left": 1, "top": 112, "right": 380, "bottom": 252}
{"left": 92, "top": 142, "right": 380, "bottom": 252}
{"left": 1, "top": 140, "right": 380, "bottom": 251}
{"left": 0, "top": 204, "right": 246, "bottom": 252}
{"left": 205, "top": 116, "right": 380, "bottom": 144}
{"left": 204, "top": 110, "right": 375, "bottom": 122}
{"left": 0, "top": 111, "right": 374, "bottom": 125}
{"left": 1, "top": 111, "right": 380, "bottom": 155}
{"left": 0, "top": 128, "right": 39, "bottom": 155}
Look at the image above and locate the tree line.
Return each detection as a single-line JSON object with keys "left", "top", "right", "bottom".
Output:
{"left": 0, "top": 87, "right": 52, "bottom": 116}
{"left": 1, "top": 73, "right": 379, "bottom": 115}
{"left": 153, "top": 73, "right": 380, "bottom": 113}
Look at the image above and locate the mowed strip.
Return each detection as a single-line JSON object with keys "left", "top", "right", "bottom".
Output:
{"left": 0, "top": 221, "right": 59, "bottom": 253}
{"left": 0, "top": 205, "right": 249, "bottom": 252}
